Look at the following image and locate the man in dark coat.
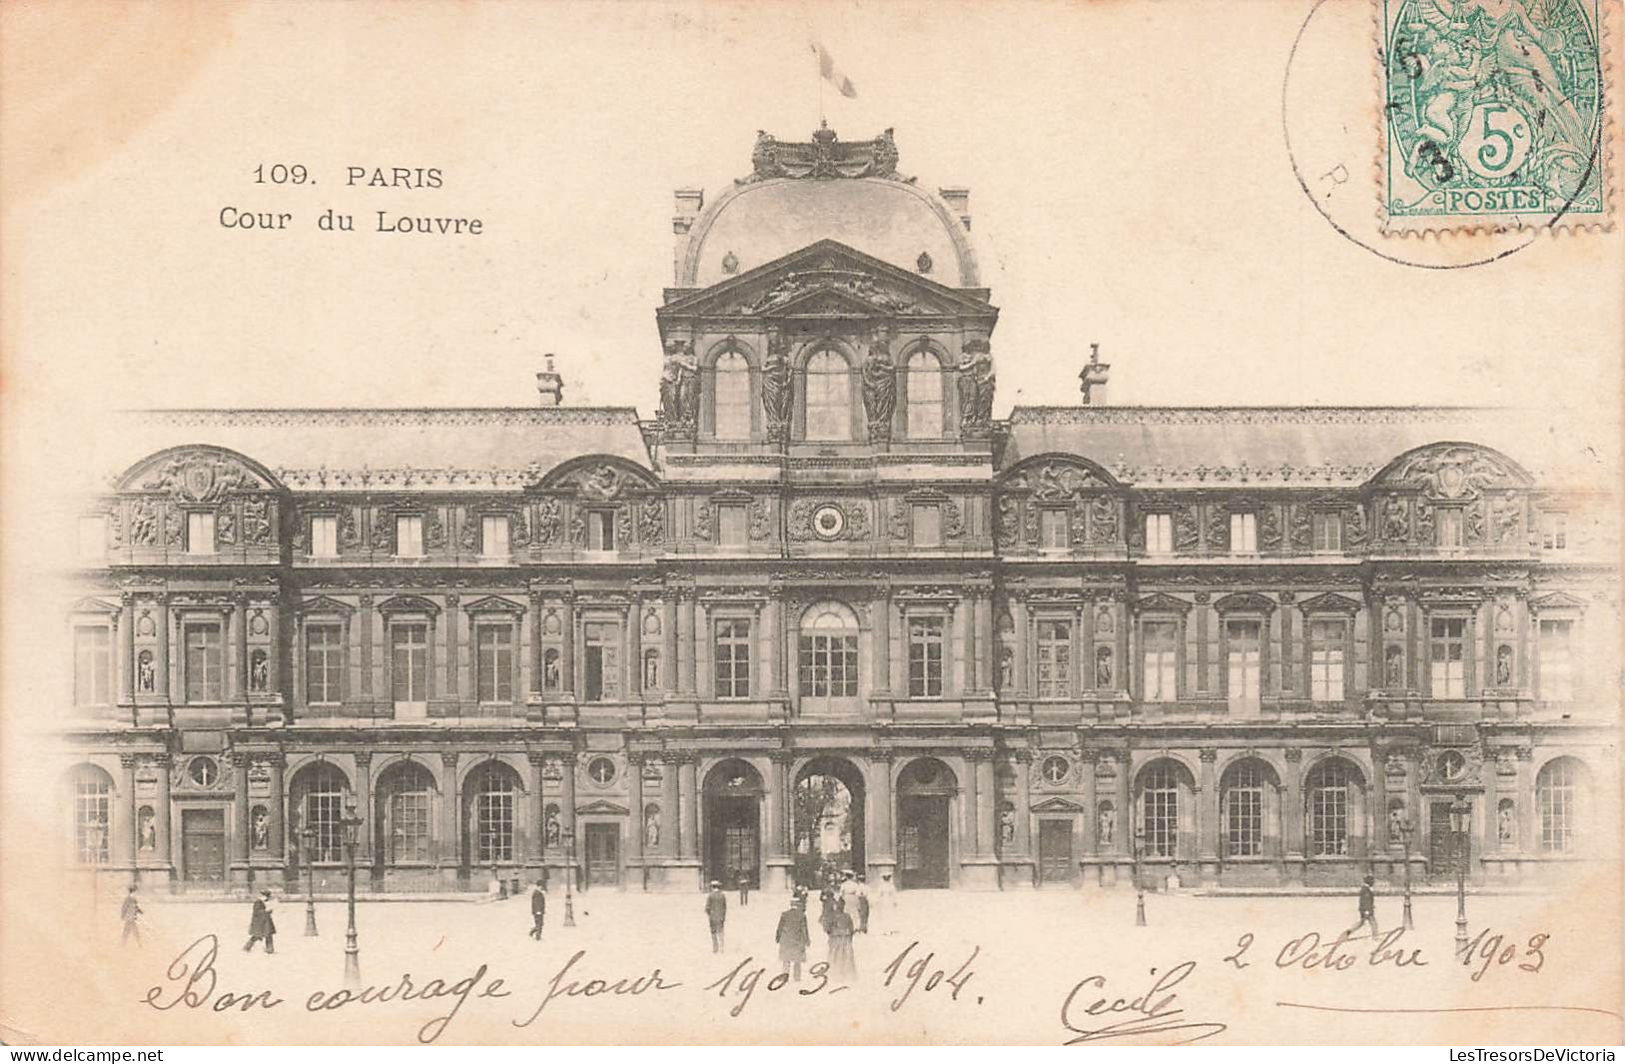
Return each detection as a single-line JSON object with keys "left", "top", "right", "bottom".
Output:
{"left": 1349, "top": 874, "right": 1379, "bottom": 937}
{"left": 775, "top": 895, "right": 810, "bottom": 981}
{"left": 529, "top": 881, "right": 547, "bottom": 940}
{"left": 120, "top": 885, "right": 143, "bottom": 947}
{"left": 705, "top": 880, "right": 728, "bottom": 953}
{"left": 244, "top": 889, "right": 276, "bottom": 953}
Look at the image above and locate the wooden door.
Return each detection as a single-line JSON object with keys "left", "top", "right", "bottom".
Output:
{"left": 584, "top": 823, "right": 619, "bottom": 887}
{"left": 897, "top": 795, "right": 950, "bottom": 889}
{"left": 182, "top": 808, "right": 226, "bottom": 882}
{"left": 1428, "top": 799, "right": 1468, "bottom": 878}
{"left": 1038, "top": 820, "right": 1074, "bottom": 884}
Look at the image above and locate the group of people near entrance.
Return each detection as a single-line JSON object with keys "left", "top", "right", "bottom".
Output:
{"left": 703, "top": 869, "right": 882, "bottom": 982}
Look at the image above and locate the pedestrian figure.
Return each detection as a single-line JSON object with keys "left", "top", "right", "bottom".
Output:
{"left": 818, "top": 886, "right": 836, "bottom": 938}
{"left": 529, "top": 880, "right": 547, "bottom": 941}
{"left": 705, "top": 880, "right": 728, "bottom": 953}
{"left": 827, "top": 897, "right": 857, "bottom": 980}
{"left": 1348, "top": 874, "right": 1380, "bottom": 937}
{"left": 120, "top": 885, "right": 143, "bottom": 947}
{"left": 854, "top": 874, "right": 870, "bottom": 934}
{"left": 243, "top": 889, "right": 277, "bottom": 954}
{"left": 736, "top": 870, "right": 749, "bottom": 908}
{"left": 775, "top": 895, "right": 810, "bottom": 982}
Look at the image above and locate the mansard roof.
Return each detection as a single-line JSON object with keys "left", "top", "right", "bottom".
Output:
{"left": 1002, "top": 406, "right": 1580, "bottom": 490}
{"left": 98, "top": 407, "right": 652, "bottom": 494}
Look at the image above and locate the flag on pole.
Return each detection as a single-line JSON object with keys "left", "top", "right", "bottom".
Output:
{"left": 810, "top": 41, "right": 857, "bottom": 98}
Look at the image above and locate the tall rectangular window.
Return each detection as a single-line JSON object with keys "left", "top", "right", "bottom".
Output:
{"left": 1143, "top": 621, "right": 1178, "bottom": 702}
{"left": 1312, "top": 512, "right": 1342, "bottom": 552}
{"left": 187, "top": 511, "right": 216, "bottom": 555}
{"left": 1145, "top": 513, "right": 1173, "bottom": 555}
{"left": 798, "top": 625, "right": 858, "bottom": 698}
{"left": 310, "top": 515, "right": 338, "bottom": 558}
{"left": 395, "top": 515, "right": 424, "bottom": 558}
{"left": 390, "top": 623, "right": 429, "bottom": 707}
{"left": 714, "top": 619, "right": 751, "bottom": 698}
{"left": 1226, "top": 619, "right": 1262, "bottom": 710}
{"left": 1310, "top": 619, "right": 1346, "bottom": 701}
{"left": 390, "top": 791, "right": 432, "bottom": 862}
{"left": 184, "top": 622, "right": 223, "bottom": 702}
{"left": 587, "top": 510, "right": 616, "bottom": 551}
{"left": 78, "top": 516, "right": 108, "bottom": 560}
{"left": 912, "top": 505, "right": 941, "bottom": 548}
{"left": 481, "top": 515, "right": 510, "bottom": 556}
{"left": 1437, "top": 508, "right": 1464, "bottom": 548}
{"left": 718, "top": 504, "right": 747, "bottom": 547}
{"left": 73, "top": 626, "right": 111, "bottom": 706}
{"left": 305, "top": 623, "right": 343, "bottom": 704}
{"left": 1224, "top": 762, "right": 1264, "bottom": 857}
{"left": 1430, "top": 617, "right": 1467, "bottom": 698}
{"left": 1539, "top": 619, "right": 1574, "bottom": 701}
{"left": 583, "top": 621, "right": 619, "bottom": 702}
{"left": 908, "top": 617, "right": 945, "bottom": 698}
{"left": 1541, "top": 512, "right": 1568, "bottom": 551}
{"left": 1036, "top": 619, "right": 1072, "bottom": 698}
{"left": 1230, "top": 513, "right": 1258, "bottom": 553}
{"left": 1039, "top": 509, "right": 1069, "bottom": 550}
{"left": 476, "top": 624, "right": 514, "bottom": 703}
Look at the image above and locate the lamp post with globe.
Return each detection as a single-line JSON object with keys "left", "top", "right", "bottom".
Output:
{"left": 1450, "top": 796, "right": 1471, "bottom": 956}
{"left": 340, "top": 796, "right": 364, "bottom": 985}
{"left": 302, "top": 823, "right": 319, "bottom": 936}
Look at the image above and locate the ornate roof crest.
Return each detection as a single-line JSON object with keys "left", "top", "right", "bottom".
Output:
{"left": 744, "top": 122, "right": 905, "bottom": 183}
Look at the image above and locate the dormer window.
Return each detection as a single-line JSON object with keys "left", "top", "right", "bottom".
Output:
{"left": 1311, "top": 511, "right": 1342, "bottom": 552}
{"left": 1144, "top": 513, "right": 1174, "bottom": 555}
{"left": 187, "top": 512, "right": 216, "bottom": 555}
{"left": 1039, "top": 509, "right": 1069, "bottom": 550}
{"left": 713, "top": 351, "right": 751, "bottom": 439}
{"left": 718, "top": 503, "right": 747, "bottom": 547}
{"left": 912, "top": 504, "right": 942, "bottom": 548}
{"left": 1229, "top": 513, "right": 1258, "bottom": 553}
{"left": 587, "top": 510, "right": 616, "bottom": 551}
{"left": 481, "top": 515, "right": 510, "bottom": 556}
{"left": 1541, "top": 511, "right": 1567, "bottom": 551}
{"left": 805, "top": 350, "right": 852, "bottom": 441}
{"left": 310, "top": 515, "right": 338, "bottom": 558}
{"left": 395, "top": 515, "right": 424, "bottom": 558}
{"left": 1437, "top": 508, "right": 1464, "bottom": 549}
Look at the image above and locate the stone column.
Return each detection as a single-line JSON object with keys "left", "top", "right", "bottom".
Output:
{"left": 121, "top": 594, "right": 137, "bottom": 710}
{"left": 869, "top": 749, "right": 895, "bottom": 875}
{"left": 354, "top": 752, "right": 372, "bottom": 862}
{"left": 662, "top": 597, "right": 679, "bottom": 695}
{"left": 660, "top": 756, "right": 680, "bottom": 858}
{"left": 527, "top": 753, "right": 546, "bottom": 864}
{"left": 267, "top": 753, "right": 285, "bottom": 862}
{"left": 952, "top": 599, "right": 970, "bottom": 696}
{"left": 1113, "top": 753, "right": 1132, "bottom": 859}
{"left": 154, "top": 754, "right": 172, "bottom": 869}
{"left": 626, "top": 754, "right": 645, "bottom": 880}
{"left": 1080, "top": 751, "right": 1099, "bottom": 857}
{"left": 766, "top": 753, "right": 792, "bottom": 889}
{"left": 765, "top": 590, "right": 787, "bottom": 699}
{"left": 1371, "top": 749, "right": 1391, "bottom": 857}
{"left": 235, "top": 595, "right": 249, "bottom": 702}
{"left": 1011, "top": 594, "right": 1030, "bottom": 697}
{"left": 872, "top": 586, "right": 891, "bottom": 696}
{"left": 976, "top": 752, "right": 997, "bottom": 857}
{"left": 1198, "top": 748, "right": 1219, "bottom": 882}
{"left": 974, "top": 590, "right": 994, "bottom": 693}
{"left": 679, "top": 756, "right": 699, "bottom": 859}
{"left": 440, "top": 752, "right": 460, "bottom": 871}
{"left": 156, "top": 593, "right": 171, "bottom": 700}
{"left": 628, "top": 597, "right": 644, "bottom": 701}
{"left": 961, "top": 752, "right": 980, "bottom": 856}
{"left": 560, "top": 595, "right": 576, "bottom": 697}
{"left": 1514, "top": 747, "right": 1534, "bottom": 856}
{"left": 120, "top": 754, "right": 138, "bottom": 869}
{"left": 1283, "top": 748, "right": 1304, "bottom": 882}
{"left": 531, "top": 592, "right": 545, "bottom": 696}
{"left": 232, "top": 752, "right": 251, "bottom": 869}
{"left": 1013, "top": 752, "right": 1033, "bottom": 857}
{"left": 678, "top": 596, "right": 697, "bottom": 695}
{"left": 559, "top": 754, "right": 578, "bottom": 886}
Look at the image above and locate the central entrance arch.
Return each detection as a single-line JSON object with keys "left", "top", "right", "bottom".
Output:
{"left": 703, "top": 758, "right": 763, "bottom": 889}
{"left": 793, "top": 756, "right": 866, "bottom": 887}
{"left": 896, "top": 757, "right": 956, "bottom": 889}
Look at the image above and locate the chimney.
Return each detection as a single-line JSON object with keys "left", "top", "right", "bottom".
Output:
{"left": 938, "top": 187, "right": 971, "bottom": 231}
{"left": 673, "top": 188, "right": 704, "bottom": 284}
{"left": 536, "top": 354, "right": 564, "bottom": 407}
{"left": 1080, "top": 342, "right": 1111, "bottom": 406}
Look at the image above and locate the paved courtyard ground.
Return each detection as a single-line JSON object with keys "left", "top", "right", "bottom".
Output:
{"left": 14, "top": 877, "right": 1621, "bottom": 1046}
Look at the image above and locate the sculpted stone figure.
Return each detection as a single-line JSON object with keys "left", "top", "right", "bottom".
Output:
{"left": 860, "top": 339, "right": 897, "bottom": 442}
{"left": 761, "top": 332, "right": 794, "bottom": 442}
{"left": 658, "top": 338, "right": 700, "bottom": 432}
{"left": 956, "top": 340, "right": 995, "bottom": 432}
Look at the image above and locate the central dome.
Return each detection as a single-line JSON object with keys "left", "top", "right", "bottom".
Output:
{"left": 676, "top": 126, "right": 979, "bottom": 289}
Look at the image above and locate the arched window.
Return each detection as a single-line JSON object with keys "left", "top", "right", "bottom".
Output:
{"left": 1306, "top": 761, "right": 1352, "bottom": 856}
{"left": 469, "top": 761, "right": 517, "bottom": 864}
{"left": 798, "top": 601, "right": 859, "bottom": 702}
{"left": 1537, "top": 757, "right": 1587, "bottom": 853}
{"left": 1223, "top": 761, "right": 1266, "bottom": 857}
{"left": 378, "top": 761, "right": 435, "bottom": 864}
{"left": 804, "top": 351, "right": 851, "bottom": 441}
{"left": 71, "top": 765, "right": 113, "bottom": 865}
{"left": 713, "top": 351, "right": 751, "bottom": 439}
{"left": 906, "top": 350, "right": 944, "bottom": 437}
{"left": 1139, "top": 762, "right": 1180, "bottom": 858}
{"left": 292, "top": 762, "right": 350, "bottom": 862}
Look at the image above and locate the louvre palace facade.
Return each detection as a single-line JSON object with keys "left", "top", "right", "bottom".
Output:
{"left": 60, "top": 127, "right": 1618, "bottom": 895}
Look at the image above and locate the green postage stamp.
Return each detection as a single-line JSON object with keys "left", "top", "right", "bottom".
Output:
{"left": 1382, "top": 0, "right": 1611, "bottom": 232}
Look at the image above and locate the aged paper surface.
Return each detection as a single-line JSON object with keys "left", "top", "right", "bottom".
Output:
{"left": 1, "top": 0, "right": 1621, "bottom": 1047}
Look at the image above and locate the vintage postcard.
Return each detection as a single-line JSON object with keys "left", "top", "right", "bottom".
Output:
{"left": 1, "top": 0, "right": 1621, "bottom": 1049}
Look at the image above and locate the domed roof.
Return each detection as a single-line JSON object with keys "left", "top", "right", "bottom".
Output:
{"left": 678, "top": 126, "right": 979, "bottom": 289}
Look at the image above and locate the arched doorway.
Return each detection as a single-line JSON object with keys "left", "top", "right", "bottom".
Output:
{"left": 461, "top": 759, "right": 525, "bottom": 880}
{"left": 793, "top": 757, "right": 865, "bottom": 887}
{"left": 703, "top": 758, "right": 763, "bottom": 889}
{"left": 374, "top": 759, "right": 438, "bottom": 872}
{"left": 897, "top": 758, "right": 956, "bottom": 889}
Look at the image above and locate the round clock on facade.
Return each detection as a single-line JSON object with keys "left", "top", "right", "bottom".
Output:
{"left": 1438, "top": 750, "right": 1467, "bottom": 781}
{"left": 587, "top": 757, "right": 617, "bottom": 786}
{"left": 1041, "top": 755, "right": 1070, "bottom": 785}
{"left": 812, "top": 504, "right": 846, "bottom": 540}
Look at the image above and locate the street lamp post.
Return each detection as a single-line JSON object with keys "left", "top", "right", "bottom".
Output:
{"left": 1133, "top": 823, "right": 1146, "bottom": 927}
{"left": 340, "top": 796, "right": 364, "bottom": 985}
{"left": 1398, "top": 816, "right": 1414, "bottom": 931}
{"left": 302, "top": 824, "right": 319, "bottom": 937}
{"left": 563, "top": 828, "right": 577, "bottom": 928}
{"left": 1450, "top": 796, "right": 1470, "bottom": 957}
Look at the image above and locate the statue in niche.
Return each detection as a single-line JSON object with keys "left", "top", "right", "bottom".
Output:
{"left": 1095, "top": 645, "right": 1114, "bottom": 688}
{"left": 658, "top": 338, "right": 700, "bottom": 430}
{"left": 644, "top": 809, "right": 661, "bottom": 848}
{"left": 1097, "top": 802, "right": 1116, "bottom": 847}
{"left": 1495, "top": 644, "right": 1514, "bottom": 686}
{"left": 137, "top": 651, "right": 155, "bottom": 693}
{"left": 643, "top": 649, "right": 660, "bottom": 691}
{"left": 545, "top": 808, "right": 562, "bottom": 847}
{"left": 956, "top": 341, "right": 995, "bottom": 431}
{"left": 250, "top": 650, "right": 269, "bottom": 693}
{"left": 1388, "top": 802, "right": 1407, "bottom": 847}
{"left": 999, "top": 807, "right": 1016, "bottom": 846}
{"left": 998, "top": 646, "right": 1014, "bottom": 690}
{"left": 1498, "top": 801, "right": 1516, "bottom": 845}
{"left": 138, "top": 807, "right": 156, "bottom": 851}
{"left": 252, "top": 807, "right": 270, "bottom": 850}
{"left": 1385, "top": 645, "right": 1405, "bottom": 688}
{"left": 761, "top": 332, "right": 794, "bottom": 442}
{"left": 860, "top": 339, "right": 897, "bottom": 442}
{"left": 543, "top": 649, "right": 561, "bottom": 691}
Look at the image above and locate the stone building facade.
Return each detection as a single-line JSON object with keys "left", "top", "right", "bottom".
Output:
{"left": 59, "top": 127, "right": 1617, "bottom": 894}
